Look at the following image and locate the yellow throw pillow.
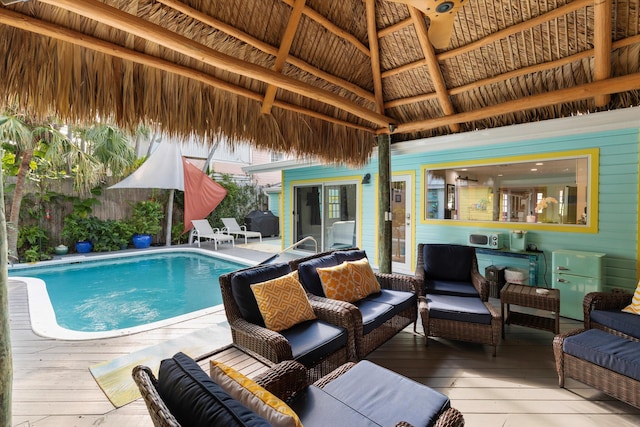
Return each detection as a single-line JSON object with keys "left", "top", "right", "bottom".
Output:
{"left": 622, "top": 281, "right": 640, "bottom": 315}
{"left": 317, "top": 261, "right": 363, "bottom": 302}
{"left": 251, "top": 271, "right": 316, "bottom": 331}
{"left": 210, "top": 360, "right": 303, "bottom": 427}
{"left": 348, "top": 258, "right": 381, "bottom": 297}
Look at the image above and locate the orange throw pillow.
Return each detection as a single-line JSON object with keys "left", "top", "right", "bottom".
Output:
{"left": 317, "top": 261, "right": 363, "bottom": 302}
{"left": 251, "top": 271, "right": 316, "bottom": 331}
{"left": 348, "top": 258, "right": 380, "bottom": 297}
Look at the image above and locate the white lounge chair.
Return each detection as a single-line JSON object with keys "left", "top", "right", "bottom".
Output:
{"left": 190, "top": 219, "right": 235, "bottom": 250}
{"left": 221, "top": 218, "right": 262, "bottom": 244}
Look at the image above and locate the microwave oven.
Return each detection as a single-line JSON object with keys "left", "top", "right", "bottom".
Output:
{"left": 468, "top": 233, "right": 502, "bottom": 249}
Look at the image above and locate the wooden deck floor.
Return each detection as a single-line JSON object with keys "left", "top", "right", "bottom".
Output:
{"left": 8, "top": 246, "right": 640, "bottom": 426}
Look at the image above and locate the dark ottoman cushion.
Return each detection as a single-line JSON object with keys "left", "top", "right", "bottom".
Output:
{"left": 322, "top": 360, "right": 451, "bottom": 427}
{"left": 157, "top": 352, "right": 270, "bottom": 426}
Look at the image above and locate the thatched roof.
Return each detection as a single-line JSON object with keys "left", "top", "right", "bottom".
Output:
{"left": 1, "top": 0, "right": 639, "bottom": 166}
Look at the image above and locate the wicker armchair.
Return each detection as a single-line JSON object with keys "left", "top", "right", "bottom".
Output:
{"left": 289, "top": 249, "right": 418, "bottom": 359}
{"left": 415, "top": 243, "right": 501, "bottom": 356}
{"left": 583, "top": 291, "right": 639, "bottom": 342}
{"left": 415, "top": 243, "right": 489, "bottom": 301}
{"left": 133, "top": 359, "right": 466, "bottom": 427}
{"left": 219, "top": 262, "right": 353, "bottom": 380}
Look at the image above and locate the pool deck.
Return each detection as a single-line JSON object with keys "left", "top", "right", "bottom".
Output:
{"left": 8, "top": 239, "right": 640, "bottom": 426}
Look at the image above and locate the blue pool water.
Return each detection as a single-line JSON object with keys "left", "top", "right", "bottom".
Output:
{"left": 10, "top": 252, "right": 245, "bottom": 333}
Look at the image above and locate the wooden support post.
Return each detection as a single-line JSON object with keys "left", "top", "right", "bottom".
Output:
{"left": 377, "top": 134, "right": 392, "bottom": 273}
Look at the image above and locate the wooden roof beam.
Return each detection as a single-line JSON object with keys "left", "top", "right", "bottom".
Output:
{"left": 382, "top": 0, "right": 593, "bottom": 79}
{"left": 594, "top": 0, "right": 612, "bottom": 106}
{"left": 0, "top": 8, "right": 374, "bottom": 134}
{"left": 385, "top": 34, "right": 640, "bottom": 110}
{"left": 41, "top": 0, "right": 393, "bottom": 129}
{"left": 157, "top": 0, "right": 375, "bottom": 103}
{"left": 408, "top": 7, "right": 460, "bottom": 133}
{"left": 366, "top": 0, "right": 385, "bottom": 115}
{"left": 391, "top": 73, "right": 640, "bottom": 134}
{"left": 281, "top": 0, "right": 371, "bottom": 57}
{"left": 261, "top": 0, "right": 306, "bottom": 115}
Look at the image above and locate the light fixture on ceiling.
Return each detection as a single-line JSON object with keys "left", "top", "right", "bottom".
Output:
{"left": 0, "top": 0, "right": 29, "bottom": 5}
{"left": 362, "top": 173, "right": 371, "bottom": 184}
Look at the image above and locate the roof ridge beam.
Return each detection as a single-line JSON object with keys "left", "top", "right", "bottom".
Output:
{"left": 366, "top": 0, "right": 385, "bottom": 115}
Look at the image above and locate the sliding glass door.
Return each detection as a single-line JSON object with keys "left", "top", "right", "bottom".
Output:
{"left": 293, "top": 182, "right": 357, "bottom": 252}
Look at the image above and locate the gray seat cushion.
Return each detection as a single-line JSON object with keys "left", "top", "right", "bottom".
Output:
{"left": 353, "top": 299, "right": 395, "bottom": 335}
{"left": 427, "top": 294, "right": 492, "bottom": 325}
{"left": 290, "top": 386, "right": 381, "bottom": 427}
{"left": 563, "top": 329, "right": 640, "bottom": 381}
{"left": 590, "top": 310, "right": 640, "bottom": 340}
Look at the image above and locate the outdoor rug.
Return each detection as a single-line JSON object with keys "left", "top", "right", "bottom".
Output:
{"left": 89, "top": 324, "right": 232, "bottom": 408}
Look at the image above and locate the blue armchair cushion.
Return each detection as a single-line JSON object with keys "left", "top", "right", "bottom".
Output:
{"left": 423, "top": 244, "right": 474, "bottom": 282}
{"left": 426, "top": 279, "right": 480, "bottom": 298}
{"left": 280, "top": 319, "right": 347, "bottom": 368}
{"left": 590, "top": 310, "right": 640, "bottom": 340}
{"left": 230, "top": 263, "right": 292, "bottom": 326}
{"left": 563, "top": 329, "right": 640, "bottom": 381}
{"left": 322, "top": 360, "right": 451, "bottom": 427}
{"left": 427, "top": 294, "right": 492, "bottom": 325}
{"left": 297, "top": 254, "right": 339, "bottom": 297}
{"left": 157, "top": 352, "right": 270, "bottom": 427}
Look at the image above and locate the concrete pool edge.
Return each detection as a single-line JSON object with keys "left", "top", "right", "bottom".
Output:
{"left": 10, "top": 247, "right": 255, "bottom": 341}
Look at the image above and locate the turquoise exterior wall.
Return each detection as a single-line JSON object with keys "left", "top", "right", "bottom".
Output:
{"left": 283, "top": 124, "right": 640, "bottom": 293}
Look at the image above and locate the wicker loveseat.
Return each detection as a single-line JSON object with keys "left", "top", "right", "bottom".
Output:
{"left": 133, "top": 352, "right": 465, "bottom": 427}
{"left": 219, "top": 262, "right": 353, "bottom": 380}
{"left": 289, "top": 248, "right": 418, "bottom": 359}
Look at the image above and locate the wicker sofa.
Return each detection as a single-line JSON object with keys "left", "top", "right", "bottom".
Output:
{"left": 288, "top": 248, "right": 418, "bottom": 359}
{"left": 133, "top": 352, "right": 465, "bottom": 427}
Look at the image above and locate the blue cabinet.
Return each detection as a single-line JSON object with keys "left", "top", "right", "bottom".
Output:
{"left": 476, "top": 248, "right": 540, "bottom": 286}
{"left": 551, "top": 249, "right": 605, "bottom": 321}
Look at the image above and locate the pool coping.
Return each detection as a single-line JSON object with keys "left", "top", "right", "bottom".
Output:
{"left": 9, "top": 247, "right": 256, "bottom": 341}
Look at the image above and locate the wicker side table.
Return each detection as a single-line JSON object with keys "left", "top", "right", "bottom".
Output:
{"left": 500, "top": 283, "right": 560, "bottom": 338}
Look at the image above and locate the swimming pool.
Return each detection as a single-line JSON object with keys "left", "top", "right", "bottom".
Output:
{"left": 9, "top": 248, "right": 251, "bottom": 340}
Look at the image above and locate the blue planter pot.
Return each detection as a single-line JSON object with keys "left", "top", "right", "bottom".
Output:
{"left": 75, "top": 241, "right": 92, "bottom": 253}
{"left": 132, "top": 234, "right": 152, "bottom": 249}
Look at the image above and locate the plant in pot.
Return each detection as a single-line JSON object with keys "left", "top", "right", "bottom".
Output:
{"left": 62, "top": 214, "right": 98, "bottom": 253}
{"left": 129, "top": 200, "right": 164, "bottom": 249}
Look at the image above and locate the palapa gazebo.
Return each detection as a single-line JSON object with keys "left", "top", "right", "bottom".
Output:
{"left": 1, "top": 0, "right": 639, "bottom": 268}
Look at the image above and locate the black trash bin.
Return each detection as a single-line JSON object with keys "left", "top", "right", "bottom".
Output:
{"left": 244, "top": 210, "right": 279, "bottom": 237}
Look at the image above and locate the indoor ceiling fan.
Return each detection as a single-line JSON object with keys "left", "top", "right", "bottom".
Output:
{"left": 386, "top": 0, "right": 466, "bottom": 49}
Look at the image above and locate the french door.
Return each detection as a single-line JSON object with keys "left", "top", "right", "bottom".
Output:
{"left": 391, "top": 175, "right": 412, "bottom": 273}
